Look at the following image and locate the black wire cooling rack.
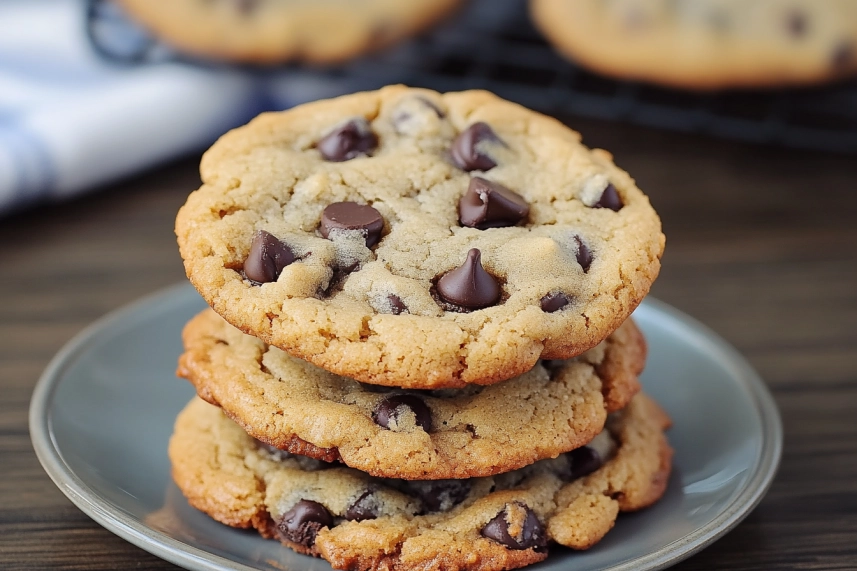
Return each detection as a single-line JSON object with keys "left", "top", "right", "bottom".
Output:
{"left": 88, "top": 0, "right": 857, "bottom": 154}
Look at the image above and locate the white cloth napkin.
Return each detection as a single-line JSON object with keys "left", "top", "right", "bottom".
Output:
{"left": 0, "top": 0, "right": 357, "bottom": 215}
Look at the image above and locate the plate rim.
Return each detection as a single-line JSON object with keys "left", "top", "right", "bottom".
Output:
{"left": 29, "top": 282, "right": 783, "bottom": 571}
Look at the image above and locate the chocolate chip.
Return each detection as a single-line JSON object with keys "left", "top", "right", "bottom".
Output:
{"left": 436, "top": 249, "right": 500, "bottom": 309}
{"left": 411, "top": 480, "right": 472, "bottom": 513}
{"left": 243, "top": 230, "right": 296, "bottom": 284}
{"left": 540, "top": 292, "right": 570, "bottom": 313}
{"left": 317, "top": 119, "right": 378, "bottom": 162}
{"left": 387, "top": 294, "right": 408, "bottom": 315}
{"left": 277, "top": 500, "right": 332, "bottom": 548}
{"left": 345, "top": 490, "right": 378, "bottom": 521}
{"left": 233, "top": 0, "right": 260, "bottom": 15}
{"left": 480, "top": 503, "right": 547, "bottom": 551}
{"left": 574, "top": 235, "right": 593, "bottom": 272}
{"left": 568, "top": 446, "right": 603, "bottom": 480}
{"left": 832, "top": 42, "right": 854, "bottom": 69}
{"left": 593, "top": 183, "right": 623, "bottom": 211}
{"left": 787, "top": 10, "right": 807, "bottom": 38}
{"left": 451, "top": 122, "right": 502, "bottom": 172}
{"left": 320, "top": 202, "right": 384, "bottom": 247}
{"left": 373, "top": 394, "right": 433, "bottom": 432}
{"left": 459, "top": 177, "right": 529, "bottom": 229}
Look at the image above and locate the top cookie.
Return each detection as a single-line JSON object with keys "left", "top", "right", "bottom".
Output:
{"left": 531, "top": 0, "right": 857, "bottom": 90}
{"left": 114, "top": 0, "right": 460, "bottom": 64}
{"left": 176, "top": 85, "right": 664, "bottom": 388}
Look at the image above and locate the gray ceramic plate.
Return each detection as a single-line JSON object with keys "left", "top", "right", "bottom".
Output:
{"left": 30, "top": 283, "right": 782, "bottom": 571}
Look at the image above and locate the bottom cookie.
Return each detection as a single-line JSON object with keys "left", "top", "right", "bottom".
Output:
{"left": 170, "top": 393, "right": 672, "bottom": 571}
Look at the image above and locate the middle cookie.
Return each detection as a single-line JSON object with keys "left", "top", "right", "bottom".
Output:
{"left": 178, "top": 309, "right": 645, "bottom": 480}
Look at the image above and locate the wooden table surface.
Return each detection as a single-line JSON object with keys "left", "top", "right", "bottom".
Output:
{"left": 1, "top": 117, "right": 855, "bottom": 570}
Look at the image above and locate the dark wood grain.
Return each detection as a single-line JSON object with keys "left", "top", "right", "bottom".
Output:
{"left": 1, "top": 118, "right": 855, "bottom": 570}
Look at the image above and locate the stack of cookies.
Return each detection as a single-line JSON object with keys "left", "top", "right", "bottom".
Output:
{"left": 171, "top": 85, "right": 672, "bottom": 570}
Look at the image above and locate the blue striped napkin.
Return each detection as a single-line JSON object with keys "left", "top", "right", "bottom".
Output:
{"left": 0, "top": 0, "right": 357, "bottom": 215}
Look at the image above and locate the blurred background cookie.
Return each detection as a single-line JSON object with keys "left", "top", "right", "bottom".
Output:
{"left": 531, "top": 0, "right": 857, "bottom": 90}
{"left": 114, "top": 0, "right": 462, "bottom": 64}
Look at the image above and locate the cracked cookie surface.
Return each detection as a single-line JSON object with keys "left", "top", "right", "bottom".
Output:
{"left": 170, "top": 393, "right": 672, "bottom": 571}
{"left": 531, "top": 0, "right": 857, "bottom": 89}
{"left": 175, "top": 85, "right": 664, "bottom": 388}
{"left": 115, "top": 0, "right": 460, "bottom": 64}
{"left": 178, "top": 309, "right": 645, "bottom": 480}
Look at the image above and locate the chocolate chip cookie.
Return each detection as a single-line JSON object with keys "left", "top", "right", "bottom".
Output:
{"left": 175, "top": 86, "right": 665, "bottom": 388}
{"left": 177, "top": 309, "right": 645, "bottom": 480}
{"left": 170, "top": 393, "right": 672, "bottom": 570}
{"left": 114, "top": 0, "right": 460, "bottom": 64}
{"left": 531, "top": 0, "right": 857, "bottom": 89}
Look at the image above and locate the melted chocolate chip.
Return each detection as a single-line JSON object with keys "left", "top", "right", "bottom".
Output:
{"left": 320, "top": 202, "right": 384, "bottom": 247}
{"left": 277, "top": 500, "right": 332, "bottom": 548}
{"left": 480, "top": 503, "right": 547, "bottom": 551}
{"left": 243, "top": 230, "right": 296, "bottom": 284}
{"left": 459, "top": 177, "right": 529, "bottom": 229}
{"left": 593, "top": 183, "right": 623, "bottom": 211}
{"left": 233, "top": 0, "right": 260, "bottom": 15}
{"left": 436, "top": 249, "right": 500, "bottom": 310}
{"left": 568, "top": 446, "right": 603, "bottom": 481}
{"left": 402, "top": 480, "right": 472, "bottom": 513}
{"left": 373, "top": 394, "right": 433, "bottom": 432}
{"left": 787, "top": 10, "right": 807, "bottom": 37}
{"left": 451, "top": 122, "right": 502, "bottom": 172}
{"left": 317, "top": 119, "right": 378, "bottom": 162}
{"left": 387, "top": 294, "right": 408, "bottom": 315}
{"left": 345, "top": 490, "right": 378, "bottom": 521}
{"left": 574, "top": 235, "right": 593, "bottom": 272}
{"left": 540, "top": 292, "right": 570, "bottom": 313}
